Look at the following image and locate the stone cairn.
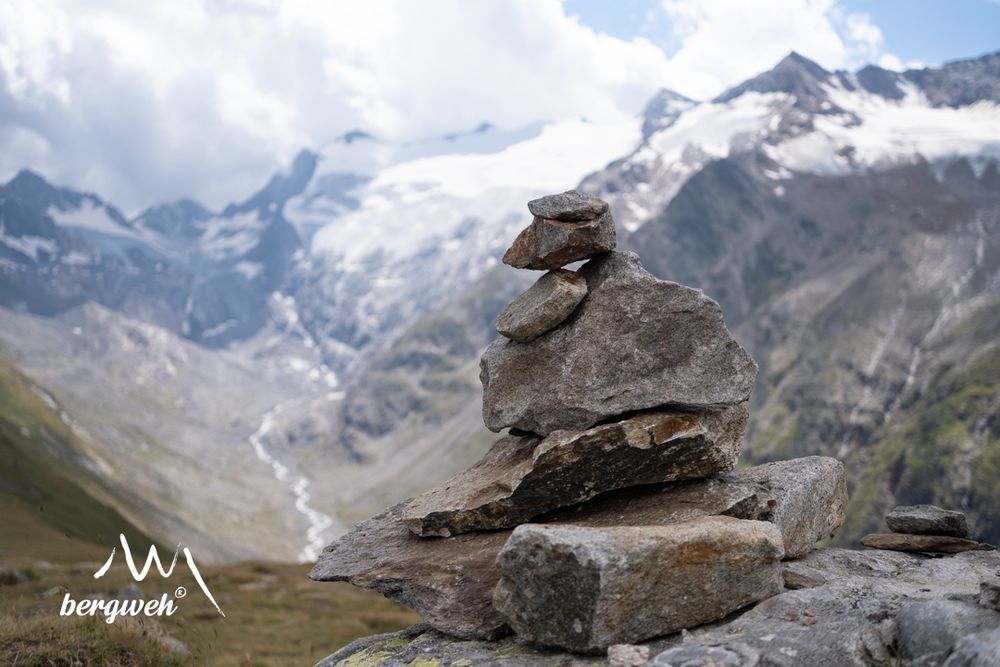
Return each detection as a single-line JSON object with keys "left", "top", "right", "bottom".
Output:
{"left": 311, "top": 191, "right": 850, "bottom": 654}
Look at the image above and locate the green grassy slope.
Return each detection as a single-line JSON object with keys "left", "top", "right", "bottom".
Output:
{"left": 0, "top": 355, "right": 162, "bottom": 560}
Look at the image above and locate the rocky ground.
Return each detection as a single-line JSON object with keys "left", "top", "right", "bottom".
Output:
{"left": 318, "top": 547, "right": 1000, "bottom": 666}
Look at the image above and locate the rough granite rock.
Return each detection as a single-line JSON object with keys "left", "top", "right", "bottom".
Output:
{"left": 492, "top": 518, "right": 785, "bottom": 653}
{"left": 944, "top": 627, "right": 1000, "bottom": 667}
{"left": 860, "top": 532, "right": 991, "bottom": 554}
{"left": 502, "top": 212, "right": 616, "bottom": 270}
{"left": 403, "top": 405, "right": 748, "bottom": 537}
{"left": 728, "top": 456, "right": 848, "bottom": 558}
{"left": 648, "top": 642, "right": 760, "bottom": 666}
{"left": 526, "top": 190, "right": 609, "bottom": 221}
{"left": 482, "top": 251, "right": 758, "bottom": 434}
{"left": 886, "top": 504, "right": 971, "bottom": 538}
{"left": 495, "top": 269, "right": 588, "bottom": 343}
{"left": 607, "top": 644, "right": 650, "bottom": 667}
{"left": 317, "top": 549, "right": 1000, "bottom": 666}
{"left": 979, "top": 576, "right": 1000, "bottom": 611}
{"left": 896, "top": 600, "right": 1000, "bottom": 666}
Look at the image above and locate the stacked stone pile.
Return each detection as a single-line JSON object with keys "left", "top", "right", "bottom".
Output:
{"left": 861, "top": 504, "right": 995, "bottom": 554}
{"left": 311, "top": 191, "right": 849, "bottom": 653}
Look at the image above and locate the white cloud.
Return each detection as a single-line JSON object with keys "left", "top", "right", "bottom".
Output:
{"left": 0, "top": 0, "right": 896, "bottom": 212}
{"left": 657, "top": 0, "right": 894, "bottom": 99}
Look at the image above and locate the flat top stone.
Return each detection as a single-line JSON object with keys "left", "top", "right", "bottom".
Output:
{"left": 886, "top": 504, "right": 970, "bottom": 538}
{"left": 527, "top": 190, "right": 608, "bottom": 221}
{"left": 482, "top": 251, "right": 758, "bottom": 434}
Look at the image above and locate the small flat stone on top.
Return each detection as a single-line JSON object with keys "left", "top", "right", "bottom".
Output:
{"left": 527, "top": 190, "right": 608, "bottom": 221}
{"left": 502, "top": 197, "right": 616, "bottom": 271}
{"left": 886, "top": 504, "right": 970, "bottom": 538}
{"left": 495, "top": 269, "right": 587, "bottom": 343}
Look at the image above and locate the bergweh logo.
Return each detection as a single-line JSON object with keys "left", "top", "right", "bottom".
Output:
{"left": 60, "top": 533, "right": 225, "bottom": 623}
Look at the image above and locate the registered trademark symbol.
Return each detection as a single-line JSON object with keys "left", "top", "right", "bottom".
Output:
{"left": 175, "top": 586, "right": 187, "bottom": 598}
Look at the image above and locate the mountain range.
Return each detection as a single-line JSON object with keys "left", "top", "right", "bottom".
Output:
{"left": 2, "top": 50, "right": 998, "bottom": 562}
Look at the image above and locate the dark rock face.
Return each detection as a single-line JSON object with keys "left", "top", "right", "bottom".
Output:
{"left": 502, "top": 212, "right": 616, "bottom": 270}
{"left": 402, "top": 405, "right": 748, "bottom": 537}
{"left": 860, "top": 533, "right": 991, "bottom": 554}
{"left": 311, "top": 457, "right": 839, "bottom": 640}
{"left": 481, "top": 251, "right": 757, "bottom": 435}
{"left": 526, "top": 190, "right": 609, "bottom": 221}
{"left": 729, "top": 456, "right": 847, "bottom": 558}
{"left": 492, "top": 518, "right": 784, "bottom": 653}
{"left": 886, "top": 504, "right": 970, "bottom": 538}
{"left": 944, "top": 627, "right": 1000, "bottom": 667}
{"left": 494, "top": 269, "right": 587, "bottom": 343}
{"left": 897, "top": 600, "right": 1000, "bottom": 666}
{"left": 980, "top": 577, "right": 1000, "bottom": 611}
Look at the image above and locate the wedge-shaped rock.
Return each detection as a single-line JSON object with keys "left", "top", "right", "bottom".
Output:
{"left": 527, "top": 190, "right": 609, "bottom": 221}
{"left": 482, "top": 251, "right": 758, "bottom": 434}
{"left": 495, "top": 269, "right": 587, "bottom": 343}
{"left": 403, "top": 405, "right": 748, "bottom": 537}
{"left": 502, "top": 212, "right": 616, "bottom": 270}
{"left": 886, "top": 504, "right": 970, "bottom": 538}
{"left": 311, "top": 474, "right": 776, "bottom": 639}
{"left": 728, "top": 456, "right": 847, "bottom": 558}
{"left": 492, "top": 518, "right": 785, "bottom": 653}
{"left": 861, "top": 533, "right": 991, "bottom": 554}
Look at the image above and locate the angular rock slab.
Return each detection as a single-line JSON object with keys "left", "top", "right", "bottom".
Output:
{"left": 311, "top": 473, "right": 777, "bottom": 639}
{"left": 728, "top": 456, "right": 847, "bottom": 558}
{"left": 886, "top": 504, "right": 970, "bottom": 538}
{"left": 492, "top": 518, "right": 785, "bottom": 653}
{"left": 861, "top": 533, "right": 992, "bottom": 554}
{"left": 403, "top": 405, "right": 748, "bottom": 537}
{"left": 502, "top": 211, "right": 616, "bottom": 271}
{"left": 495, "top": 269, "right": 587, "bottom": 343}
{"left": 482, "top": 251, "right": 758, "bottom": 435}
{"left": 527, "top": 190, "right": 609, "bottom": 221}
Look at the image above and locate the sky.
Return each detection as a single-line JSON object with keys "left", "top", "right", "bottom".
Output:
{"left": 1, "top": 0, "right": 997, "bottom": 214}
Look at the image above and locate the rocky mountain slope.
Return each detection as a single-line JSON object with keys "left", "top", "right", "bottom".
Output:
{"left": 1, "top": 50, "right": 998, "bottom": 559}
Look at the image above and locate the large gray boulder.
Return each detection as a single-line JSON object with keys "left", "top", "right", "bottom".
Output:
{"left": 494, "top": 269, "right": 587, "bottom": 343}
{"left": 492, "top": 518, "right": 785, "bottom": 653}
{"left": 728, "top": 456, "right": 847, "bottom": 558}
{"left": 481, "top": 251, "right": 758, "bottom": 435}
{"left": 403, "top": 405, "right": 748, "bottom": 537}
{"left": 886, "top": 504, "right": 970, "bottom": 538}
